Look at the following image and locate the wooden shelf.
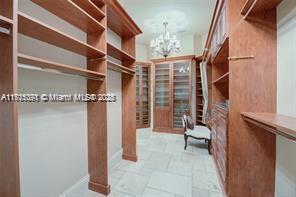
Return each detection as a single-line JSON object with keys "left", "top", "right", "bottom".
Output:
{"left": 0, "top": 14, "right": 13, "bottom": 35}
{"left": 106, "top": 0, "right": 142, "bottom": 37}
{"left": 72, "top": 0, "right": 105, "bottom": 22}
{"left": 107, "top": 42, "right": 135, "bottom": 62}
{"left": 241, "top": 112, "right": 296, "bottom": 141}
{"left": 18, "top": 53, "right": 105, "bottom": 80}
{"left": 241, "top": 0, "right": 283, "bottom": 17}
{"left": 31, "top": 0, "right": 105, "bottom": 33}
{"left": 91, "top": 0, "right": 106, "bottom": 8}
{"left": 213, "top": 72, "right": 229, "bottom": 84}
{"left": 107, "top": 60, "right": 135, "bottom": 75}
{"left": 213, "top": 37, "right": 229, "bottom": 64}
{"left": 18, "top": 12, "right": 105, "bottom": 58}
{"left": 0, "top": 15, "right": 13, "bottom": 25}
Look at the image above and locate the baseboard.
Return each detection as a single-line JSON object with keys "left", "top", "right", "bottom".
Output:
{"left": 122, "top": 153, "right": 138, "bottom": 162}
{"left": 109, "top": 148, "right": 123, "bottom": 171}
{"left": 59, "top": 175, "right": 89, "bottom": 197}
{"left": 89, "top": 181, "right": 110, "bottom": 195}
{"left": 59, "top": 149, "right": 122, "bottom": 197}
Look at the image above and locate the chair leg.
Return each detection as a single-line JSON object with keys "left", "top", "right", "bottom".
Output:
{"left": 184, "top": 134, "right": 188, "bottom": 150}
{"left": 208, "top": 139, "right": 212, "bottom": 155}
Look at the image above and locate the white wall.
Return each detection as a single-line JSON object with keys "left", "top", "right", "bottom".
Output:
{"left": 136, "top": 43, "right": 149, "bottom": 62}
{"left": 107, "top": 29, "right": 123, "bottom": 169}
{"left": 107, "top": 70, "right": 122, "bottom": 169}
{"left": 276, "top": 0, "right": 296, "bottom": 196}
{"left": 18, "top": 1, "right": 88, "bottom": 196}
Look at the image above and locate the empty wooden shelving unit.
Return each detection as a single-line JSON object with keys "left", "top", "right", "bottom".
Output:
{"left": 203, "top": 0, "right": 283, "bottom": 196}
{"left": 104, "top": 0, "right": 142, "bottom": 162}
{"left": 1, "top": 0, "right": 115, "bottom": 195}
{"left": 195, "top": 56, "right": 205, "bottom": 125}
{"left": 30, "top": 0, "right": 111, "bottom": 194}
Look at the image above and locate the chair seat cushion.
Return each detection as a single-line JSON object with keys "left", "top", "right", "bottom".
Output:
{"left": 185, "top": 126, "right": 211, "bottom": 139}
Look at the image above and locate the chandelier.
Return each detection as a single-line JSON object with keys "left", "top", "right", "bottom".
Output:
{"left": 150, "top": 22, "right": 181, "bottom": 58}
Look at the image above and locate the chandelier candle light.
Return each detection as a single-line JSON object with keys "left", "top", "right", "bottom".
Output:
{"left": 150, "top": 22, "right": 181, "bottom": 58}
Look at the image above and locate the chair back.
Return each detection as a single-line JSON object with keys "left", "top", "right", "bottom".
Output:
{"left": 181, "top": 116, "right": 187, "bottom": 132}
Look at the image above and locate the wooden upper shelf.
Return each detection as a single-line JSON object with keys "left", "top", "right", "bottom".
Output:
{"left": 213, "top": 37, "right": 229, "bottom": 64}
{"left": 241, "top": 112, "right": 296, "bottom": 141}
{"left": 107, "top": 42, "right": 135, "bottom": 62}
{"left": 31, "top": 0, "right": 105, "bottom": 33}
{"left": 107, "top": 60, "right": 135, "bottom": 75}
{"left": 213, "top": 72, "right": 229, "bottom": 84}
{"left": 0, "top": 15, "right": 13, "bottom": 25}
{"left": 241, "top": 0, "right": 283, "bottom": 17}
{"left": 106, "top": 0, "right": 142, "bottom": 37}
{"left": 18, "top": 53, "right": 105, "bottom": 80}
{"left": 71, "top": 0, "right": 105, "bottom": 22}
{"left": 18, "top": 12, "right": 105, "bottom": 58}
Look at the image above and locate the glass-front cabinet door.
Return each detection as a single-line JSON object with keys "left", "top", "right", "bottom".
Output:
{"left": 173, "top": 61, "right": 191, "bottom": 128}
{"left": 153, "top": 59, "right": 192, "bottom": 133}
{"left": 154, "top": 63, "right": 171, "bottom": 130}
{"left": 136, "top": 64, "right": 150, "bottom": 128}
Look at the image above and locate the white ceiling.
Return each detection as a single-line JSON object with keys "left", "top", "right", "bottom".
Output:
{"left": 118, "top": 0, "right": 217, "bottom": 44}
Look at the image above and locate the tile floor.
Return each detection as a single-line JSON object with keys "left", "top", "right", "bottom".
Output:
{"left": 82, "top": 128, "right": 223, "bottom": 197}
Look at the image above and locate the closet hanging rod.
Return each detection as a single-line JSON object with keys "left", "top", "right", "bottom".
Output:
{"left": 228, "top": 55, "right": 254, "bottom": 61}
{"left": 0, "top": 26, "right": 11, "bottom": 36}
{"left": 243, "top": 117, "right": 296, "bottom": 142}
{"left": 90, "top": 56, "right": 106, "bottom": 62}
{"left": 107, "top": 66, "right": 133, "bottom": 76}
{"left": 18, "top": 64, "right": 104, "bottom": 81}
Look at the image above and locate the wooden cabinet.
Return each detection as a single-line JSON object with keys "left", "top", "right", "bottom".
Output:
{"left": 203, "top": 0, "right": 280, "bottom": 196}
{"left": 210, "top": 0, "right": 228, "bottom": 60}
{"left": 211, "top": 105, "right": 228, "bottom": 192}
{"left": 136, "top": 63, "right": 150, "bottom": 128}
{"left": 153, "top": 57, "right": 192, "bottom": 134}
{"left": 154, "top": 63, "right": 171, "bottom": 130}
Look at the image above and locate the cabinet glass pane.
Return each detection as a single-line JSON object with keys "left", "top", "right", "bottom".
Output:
{"left": 155, "top": 64, "right": 170, "bottom": 107}
{"left": 142, "top": 67, "right": 149, "bottom": 126}
{"left": 173, "top": 62, "right": 190, "bottom": 128}
{"left": 136, "top": 66, "right": 140, "bottom": 127}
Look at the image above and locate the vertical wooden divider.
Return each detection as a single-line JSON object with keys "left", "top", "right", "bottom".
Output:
{"left": 87, "top": 4, "right": 110, "bottom": 195}
{"left": 0, "top": 0, "right": 20, "bottom": 196}
{"left": 121, "top": 36, "right": 137, "bottom": 162}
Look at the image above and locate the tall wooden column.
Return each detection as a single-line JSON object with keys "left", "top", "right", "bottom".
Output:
{"left": 122, "top": 36, "right": 137, "bottom": 161}
{"left": 87, "top": 4, "right": 110, "bottom": 195}
{"left": 228, "top": 0, "right": 277, "bottom": 196}
{"left": 0, "top": 0, "right": 20, "bottom": 196}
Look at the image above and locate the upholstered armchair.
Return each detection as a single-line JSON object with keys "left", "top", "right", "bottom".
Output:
{"left": 181, "top": 115, "right": 212, "bottom": 154}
